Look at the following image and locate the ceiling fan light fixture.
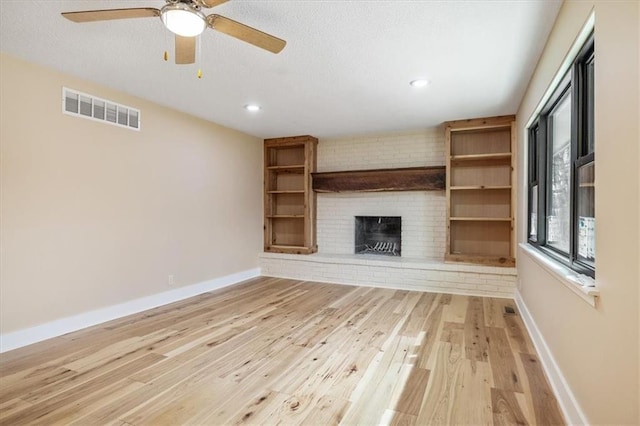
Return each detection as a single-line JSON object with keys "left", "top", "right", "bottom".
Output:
{"left": 161, "top": 3, "right": 206, "bottom": 37}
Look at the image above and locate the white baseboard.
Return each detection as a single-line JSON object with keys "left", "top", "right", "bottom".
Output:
{"left": 0, "top": 268, "right": 260, "bottom": 353}
{"left": 514, "top": 289, "right": 589, "bottom": 425}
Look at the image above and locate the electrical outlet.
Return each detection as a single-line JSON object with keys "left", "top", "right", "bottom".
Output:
{"left": 168, "top": 274, "right": 175, "bottom": 287}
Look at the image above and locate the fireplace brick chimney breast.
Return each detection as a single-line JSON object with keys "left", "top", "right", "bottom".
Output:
{"left": 316, "top": 130, "right": 446, "bottom": 260}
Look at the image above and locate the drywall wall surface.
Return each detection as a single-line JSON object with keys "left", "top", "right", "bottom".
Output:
{"left": 516, "top": 1, "right": 639, "bottom": 424}
{"left": 0, "top": 53, "right": 263, "bottom": 334}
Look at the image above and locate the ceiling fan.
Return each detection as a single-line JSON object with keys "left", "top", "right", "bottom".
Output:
{"left": 61, "top": 0, "right": 286, "bottom": 65}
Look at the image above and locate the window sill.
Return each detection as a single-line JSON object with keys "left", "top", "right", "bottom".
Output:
{"left": 518, "top": 243, "right": 599, "bottom": 308}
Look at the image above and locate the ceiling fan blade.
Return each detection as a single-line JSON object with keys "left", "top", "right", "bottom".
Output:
{"left": 196, "top": 0, "right": 228, "bottom": 8}
{"left": 62, "top": 8, "right": 160, "bottom": 23}
{"left": 207, "top": 14, "right": 286, "bottom": 54}
{"left": 175, "top": 35, "right": 196, "bottom": 64}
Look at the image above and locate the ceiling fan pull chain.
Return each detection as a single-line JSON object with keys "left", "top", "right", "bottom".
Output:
{"left": 197, "top": 35, "right": 202, "bottom": 79}
{"left": 163, "top": 17, "right": 170, "bottom": 62}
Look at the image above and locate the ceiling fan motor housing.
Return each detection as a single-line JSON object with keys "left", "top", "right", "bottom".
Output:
{"left": 167, "top": 0, "right": 203, "bottom": 11}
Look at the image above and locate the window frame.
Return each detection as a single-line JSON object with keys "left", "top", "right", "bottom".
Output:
{"left": 527, "top": 32, "right": 595, "bottom": 278}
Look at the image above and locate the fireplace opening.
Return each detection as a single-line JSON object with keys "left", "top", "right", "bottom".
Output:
{"left": 355, "top": 216, "right": 401, "bottom": 256}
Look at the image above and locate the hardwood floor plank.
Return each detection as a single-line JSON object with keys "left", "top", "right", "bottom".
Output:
{"left": 442, "top": 294, "right": 469, "bottom": 323}
{"left": 491, "top": 387, "right": 529, "bottom": 426}
{"left": 0, "top": 365, "right": 75, "bottom": 404}
{"left": 415, "top": 341, "right": 465, "bottom": 425}
{"left": 520, "top": 352, "right": 565, "bottom": 425}
{"left": 0, "top": 277, "right": 564, "bottom": 425}
{"left": 514, "top": 389, "right": 536, "bottom": 425}
{"left": 123, "top": 378, "right": 240, "bottom": 425}
{"left": 394, "top": 367, "right": 430, "bottom": 416}
{"left": 398, "top": 292, "right": 437, "bottom": 336}
{"left": 449, "top": 359, "right": 493, "bottom": 425}
{"left": 131, "top": 326, "right": 254, "bottom": 383}
{"left": 151, "top": 306, "right": 275, "bottom": 357}
{"left": 48, "top": 379, "right": 145, "bottom": 426}
{"left": 504, "top": 312, "right": 535, "bottom": 354}
{"left": 225, "top": 390, "right": 294, "bottom": 425}
{"left": 393, "top": 290, "right": 422, "bottom": 314}
{"left": 483, "top": 297, "right": 510, "bottom": 328}
{"left": 389, "top": 410, "right": 418, "bottom": 426}
{"left": 246, "top": 391, "right": 325, "bottom": 424}
{"left": 195, "top": 380, "right": 284, "bottom": 424}
{"left": 62, "top": 328, "right": 177, "bottom": 372}
{"left": 272, "top": 324, "right": 375, "bottom": 397}
{"left": 80, "top": 328, "right": 265, "bottom": 422}
{"left": 342, "top": 335, "right": 415, "bottom": 425}
{"left": 414, "top": 294, "right": 447, "bottom": 369}
{"left": 289, "top": 306, "right": 342, "bottom": 348}
{"left": 1, "top": 353, "right": 164, "bottom": 425}
{"left": 440, "top": 321, "right": 464, "bottom": 345}
{"left": 299, "top": 394, "right": 351, "bottom": 425}
{"left": 70, "top": 378, "right": 179, "bottom": 425}
{"left": 464, "top": 296, "right": 489, "bottom": 366}
{"left": 0, "top": 398, "right": 33, "bottom": 421}
{"left": 23, "top": 330, "right": 182, "bottom": 405}
{"left": 439, "top": 293, "right": 453, "bottom": 305}
{"left": 211, "top": 319, "right": 316, "bottom": 382}
{"left": 487, "top": 326, "right": 524, "bottom": 393}
{"left": 0, "top": 327, "right": 117, "bottom": 377}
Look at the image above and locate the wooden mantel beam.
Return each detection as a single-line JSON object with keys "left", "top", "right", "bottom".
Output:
{"left": 312, "top": 166, "right": 445, "bottom": 193}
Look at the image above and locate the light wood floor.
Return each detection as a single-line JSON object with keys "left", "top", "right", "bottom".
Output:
{"left": 0, "top": 277, "right": 565, "bottom": 425}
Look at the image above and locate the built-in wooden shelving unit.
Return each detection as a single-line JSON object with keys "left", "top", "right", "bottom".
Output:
{"left": 264, "top": 135, "right": 317, "bottom": 254}
{"left": 445, "top": 115, "right": 516, "bottom": 267}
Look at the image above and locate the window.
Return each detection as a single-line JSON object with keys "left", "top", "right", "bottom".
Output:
{"left": 527, "top": 33, "right": 594, "bottom": 277}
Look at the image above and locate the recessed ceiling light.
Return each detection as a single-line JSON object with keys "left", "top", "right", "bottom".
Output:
{"left": 244, "top": 104, "right": 261, "bottom": 112}
{"left": 410, "top": 79, "right": 430, "bottom": 88}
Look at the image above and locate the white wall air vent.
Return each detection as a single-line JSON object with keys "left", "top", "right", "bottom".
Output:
{"left": 62, "top": 87, "right": 141, "bottom": 131}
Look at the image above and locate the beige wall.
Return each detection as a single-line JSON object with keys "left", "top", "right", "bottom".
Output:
{"left": 516, "top": 1, "right": 639, "bottom": 424}
{"left": 0, "top": 54, "right": 263, "bottom": 334}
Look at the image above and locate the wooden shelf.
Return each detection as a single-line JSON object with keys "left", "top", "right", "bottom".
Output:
{"left": 445, "top": 253, "right": 515, "bottom": 267}
{"left": 450, "top": 217, "right": 512, "bottom": 222}
{"left": 451, "top": 153, "right": 512, "bottom": 162}
{"left": 267, "top": 165, "right": 305, "bottom": 171}
{"left": 450, "top": 185, "right": 511, "bottom": 190}
{"left": 264, "top": 136, "right": 317, "bottom": 255}
{"left": 265, "top": 245, "right": 317, "bottom": 254}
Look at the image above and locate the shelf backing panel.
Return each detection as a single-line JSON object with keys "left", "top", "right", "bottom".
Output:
{"left": 450, "top": 189, "right": 512, "bottom": 218}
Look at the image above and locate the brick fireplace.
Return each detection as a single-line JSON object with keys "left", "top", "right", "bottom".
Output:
{"left": 315, "top": 131, "right": 446, "bottom": 259}
{"left": 259, "top": 129, "right": 517, "bottom": 297}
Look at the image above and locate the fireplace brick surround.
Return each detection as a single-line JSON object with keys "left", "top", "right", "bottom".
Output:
{"left": 259, "top": 129, "right": 517, "bottom": 297}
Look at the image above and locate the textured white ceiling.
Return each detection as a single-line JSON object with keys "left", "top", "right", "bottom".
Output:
{"left": 0, "top": 0, "right": 562, "bottom": 139}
